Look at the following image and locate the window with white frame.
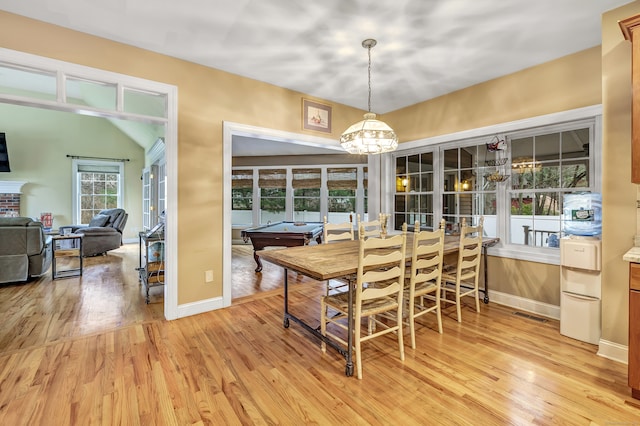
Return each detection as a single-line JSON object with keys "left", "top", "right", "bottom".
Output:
{"left": 292, "top": 168, "right": 321, "bottom": 222}
{"left": 327, "top": 167, "right": 357, "bottom": 223}
{"left": 231, "top": 169, "right": 253, "bottom": 226}
{"left": 394, "top": 145, "right": 499, "bottom": 234}
{"left": 394, "top": 153, "right": 435, "bottom": 230}
{"left": 509, "top": 125, "right": 591, "bottom": 248}
{"left": 231, "top": 165, "right": 366, "bottom": 226}
{"left": 392, "top": 116, "right": 597, "bottom": 257}
{"left": 258, "top": 169, "right": 287, "bottom": 223}
{"left": 442, "top": 144, "right": 499, "bottom": 235}
{"left": 74, "top": 160, "right": 123, "bottom": 224}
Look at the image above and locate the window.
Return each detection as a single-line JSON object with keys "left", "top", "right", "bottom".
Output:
{"left": 258, "top": 169, "right": 286, "bottom": 223}
{"left": 141, "top": 165, "right": 158, "bottom": 230}
{"left": 66, "top": 77, "right": 116, "bottom": 110}
{"left": 392, "top": 113, "right": 598, "bottom": 262}
{"left": 509, "top": 126, "right": 591, "bottom": 247}
{"left": 442, "top": 144, "right": 498, "bottom": 235}
{"left": 157, "top": 161, "right": 166, "bottom": 219}
{"left": 394, "top": 153, "right": 435, "bottom": 230}
{"left": 73, "top": 160, "right": 123, "bottom": 224}
{"left": 0, "top": 63, "right": 57, "bottom": 101}
{"left": 232, "top": 165, "right": 366, "bottom": 226}
{"left": 395, "top": 145, "right": 498, "bottom": 234}
{"left": 327, "top": 167, "right": 357, "bottom": 223}
{"left": 0, "top": 60, "right": 169, "bottom": 120}
{"left": 232, "top": 169, "right": 253, "bottom": 225}
{"left": 292, "top": 168, "right": 321, "bottom": 222}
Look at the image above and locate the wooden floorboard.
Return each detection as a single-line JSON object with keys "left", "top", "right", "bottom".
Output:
{"left": 0, "top": 243, "right": 639, "bottom": 424}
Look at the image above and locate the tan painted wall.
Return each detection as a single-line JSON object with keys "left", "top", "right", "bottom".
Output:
{"left": 387, "top": 47, "right": 603, "bottom": 142}
{"left": 602, "top": 1, "right": 640, "bottom": 346}
{"left": 0, "top": 11, "right": 365, "bottom": 305}
{"left": 488, "top": 258, "right": 560, "bottom": 305}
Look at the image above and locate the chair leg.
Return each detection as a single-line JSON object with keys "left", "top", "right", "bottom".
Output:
{"left": 409, "top": 297, "right": 417, "bottom": 349}
{"left": 397, "top": 305, "right": 405, "bottom": 361}
{"left": 456, "top": 283, "right": 462, "bottom": 323}
{"left": 320, "top": 298, "right": 327, "bottom": 353}
{"left": 355, "top": 319, "right": 363, "bottom": 380}
{"left": 474, "top": 283, "right": 481, "bottom": 313}
{"left": 435, "top": 294, "right": 443, "bottom": 334}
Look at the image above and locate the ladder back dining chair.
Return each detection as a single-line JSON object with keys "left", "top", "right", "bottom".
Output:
{"left": 441, "top": 217, "right": 484, "bottom": 323}
{"left": 320, "top": 222, "right": 408, "bottom": 379}
{"left": 404, "top": 219, "right": 446, "bottom": 348}
{"left": 322, "top": 215, "right": 355, "bottom": 295}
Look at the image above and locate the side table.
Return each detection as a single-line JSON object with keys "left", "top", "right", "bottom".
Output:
{"left": 52, "top": 234, "right": 83, "bottom": 279}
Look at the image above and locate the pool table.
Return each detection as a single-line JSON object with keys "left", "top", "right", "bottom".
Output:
{"left": 241, "top": 221, "right": 324, "bottom": 272}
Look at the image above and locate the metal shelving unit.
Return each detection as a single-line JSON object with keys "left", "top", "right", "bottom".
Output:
{"left": 137, "top": 227, "right": 164, "bottom": 303}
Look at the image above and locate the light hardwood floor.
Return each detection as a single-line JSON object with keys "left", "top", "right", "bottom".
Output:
{"left": 0, "top": 243, "right": 639, "bottom": 424}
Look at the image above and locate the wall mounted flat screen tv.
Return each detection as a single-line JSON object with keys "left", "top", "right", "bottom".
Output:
{"left": 0, "top": 133, "right": 10, "bottom": 172}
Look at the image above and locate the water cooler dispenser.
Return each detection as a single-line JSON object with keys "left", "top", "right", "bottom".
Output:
{"left": 559, "top": 193, "right": 602, "bottom": 344}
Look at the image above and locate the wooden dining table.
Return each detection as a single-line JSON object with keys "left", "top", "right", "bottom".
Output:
{"left": 259, "top": 234, "right": 499, "bottom": 377}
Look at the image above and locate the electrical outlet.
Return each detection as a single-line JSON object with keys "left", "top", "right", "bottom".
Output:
{"left": 205, "top": 270, "right": 214, "bottom": 283}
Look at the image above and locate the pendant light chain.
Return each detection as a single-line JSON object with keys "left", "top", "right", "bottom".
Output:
{"left": 367, "top": 44, "right": 372, "bottom": 113}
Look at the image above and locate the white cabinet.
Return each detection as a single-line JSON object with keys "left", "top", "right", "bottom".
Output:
{"left": 559, "top": 237, "right": 602, "bottom": 344}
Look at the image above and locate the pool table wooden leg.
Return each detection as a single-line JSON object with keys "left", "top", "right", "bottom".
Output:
{"left": 253, "top": 250, "right": 263, "bottom": 272}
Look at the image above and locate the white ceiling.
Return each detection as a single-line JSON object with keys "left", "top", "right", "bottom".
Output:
{"left": 0, "top": 0, "right": 631, "bottom": 156}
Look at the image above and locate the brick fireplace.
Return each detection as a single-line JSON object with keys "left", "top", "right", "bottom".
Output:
{"left": 0, "top": 181, "right": 26, "bottom": 217}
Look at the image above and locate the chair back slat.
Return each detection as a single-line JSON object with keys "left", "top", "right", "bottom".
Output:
{"left": 357, "top": 223, "right": 407, "bottom": 302}
{"left": 455, "top": 217, "right": 483, "bottom": 276}
{"left": 357, "top": 213, "right": 389, "bottom": 238}
{"left": 323, "top": 216, "right": 354, "bottom": 243}
{"left": 410, "top": 220, "right": 445, "bottom": 287}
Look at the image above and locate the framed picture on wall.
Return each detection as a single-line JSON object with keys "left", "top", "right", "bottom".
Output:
{"left": 302, "top": 99, "right": 332, "bottom": 133}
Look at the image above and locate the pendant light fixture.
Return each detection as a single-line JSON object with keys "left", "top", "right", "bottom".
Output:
{"left": 340, "top": 39, "right": 398, "bottom": 155}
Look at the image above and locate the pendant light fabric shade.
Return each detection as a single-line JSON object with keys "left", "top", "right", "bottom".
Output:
{"left": 340, "top": 39, "right": 398, "bottom": 155}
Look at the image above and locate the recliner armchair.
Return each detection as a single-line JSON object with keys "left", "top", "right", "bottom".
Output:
{"left": 0, "top": 217, "right": 52, "bottom": 284}
{"left": 59, "top": 208, "right": 128, "bottom": 257}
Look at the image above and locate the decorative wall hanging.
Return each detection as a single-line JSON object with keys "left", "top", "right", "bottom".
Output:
{"left": 302, "top": 99, "right": 332, "bottom": 133}
{"left": 486, "top": 135, "right": 507, "bottom": 152}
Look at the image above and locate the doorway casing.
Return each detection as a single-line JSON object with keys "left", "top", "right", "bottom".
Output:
{"left": 0, "top": 48, "right": 179, "bottom": 320}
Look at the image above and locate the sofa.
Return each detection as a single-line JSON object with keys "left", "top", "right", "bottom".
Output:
{"left": 59, "top": 208, "right": 128, "bottom": 257}
{"left": 0, "top": 217, "right": 52, "bottom": 284}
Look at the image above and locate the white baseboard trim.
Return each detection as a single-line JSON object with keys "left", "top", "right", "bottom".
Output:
{"left": 176, "top": 296, "right": 226, "bottom": 319}
{"left": 597, "top": 339, "right": 628, "bottom": 364}
{"left": 488, "top": 290, "right": 560, "bottom": 320}
{"left": 489, "top": 291, "right": 629, "bottom": 364}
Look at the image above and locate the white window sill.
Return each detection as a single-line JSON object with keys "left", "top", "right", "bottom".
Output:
{"left": 487, "top": 244, "right": 560, "bottom": 265}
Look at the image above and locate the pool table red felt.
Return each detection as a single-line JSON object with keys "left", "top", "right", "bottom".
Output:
{"left": 241, "top": 221, "right": 324, "bottom": 272}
